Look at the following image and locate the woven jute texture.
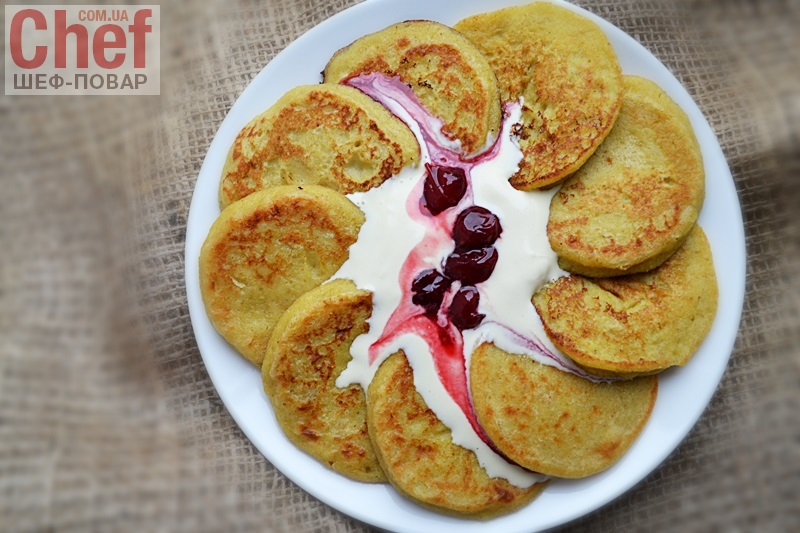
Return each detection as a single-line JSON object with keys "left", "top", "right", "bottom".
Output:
{"left": 1, "top": 0, "right": 798, "bottom": 531}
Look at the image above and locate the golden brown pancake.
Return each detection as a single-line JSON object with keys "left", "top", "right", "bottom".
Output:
{"left": 367, "top": 353, "right": 545, "bottom": 518}
{"left": 533, "top": 225, "right": 718, "bottom": 378}
{"left": 455, "top": 3, "right": 622, "bottom": 189}
{"left": 470, "top": 344, "right": 657, "bottom": 478}
{"left": 548, "top": 75, "right": 704, "bottom": 277}
{"left": 324, "top": 20, "right": 502, "bottom": 155}
{"left": 199, "top": 185, "right": 364, "bottom": 366}
{"left": 219, "top": 84, "right": 420, "bottom": 208}
{"left": 263, "top": 279, "right": 386, "bottom": 483}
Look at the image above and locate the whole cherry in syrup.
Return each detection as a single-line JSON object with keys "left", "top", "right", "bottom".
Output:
{"left": 411, "top": 269, "right": 452, "bottom": 315}
{"left": 449, "top": 285, "right": 485, "bottom": 330}
{"left": 422, "top": 164, "right": 467, "bottom": 215}
{"left": 443, "top": 205, "right": 503, "bottom": 330}
{"left": 443, "top": 246, "right": 499, "bottom": 286}
{"left": 453, "top": 206, "right": 502, "bottom": 249}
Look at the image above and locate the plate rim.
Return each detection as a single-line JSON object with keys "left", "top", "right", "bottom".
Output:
{"left": 183, "top": 0, "right": 746, "bottom": 531}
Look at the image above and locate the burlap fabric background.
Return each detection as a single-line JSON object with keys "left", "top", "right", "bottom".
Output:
{"left": 2, "top": 0, "right": 798, "bottom": 531}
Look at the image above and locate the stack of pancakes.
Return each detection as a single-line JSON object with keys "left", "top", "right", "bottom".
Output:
{"left": 199, "top": 2, "right": 718, "bottom": 519}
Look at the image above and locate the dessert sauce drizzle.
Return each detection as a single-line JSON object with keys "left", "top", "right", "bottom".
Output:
{"left": 332, "top": 73, "right": 611, "bottom": 487}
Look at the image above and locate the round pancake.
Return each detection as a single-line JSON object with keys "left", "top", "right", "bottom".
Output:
{"left": 323, "top": 20, "right": 502, "bottom": 155}
{"left": 263, "top": 279, "right": 385, "bottom": 483}
{"left": 470, "top": 344, "right": 657, "bottom": 478}
{"left": 548, "top": 76, "right": 704, "bottom": 277}
{"left": 455, "top": 3, "right": 622, "bottom": 189}
{"left": 199, "top": 185, "right": 364, "bottom": 366}
{"left": 219, "top": 84, "right": 420, "bottom": 208}
{"left": 533, "top": 225, "right": 718, "bottom": 377}
{"left": 367, "top": 352, "right": 544, "bottom": 518}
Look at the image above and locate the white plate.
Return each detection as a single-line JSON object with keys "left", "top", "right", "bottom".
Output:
{"left": 184, "top": 1, "right": 746, "bottom": 531}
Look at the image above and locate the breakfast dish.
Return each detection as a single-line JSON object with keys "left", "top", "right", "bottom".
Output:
{"left": 454, "top": 2, "right": 623, "bottom": 189}
{"left": 199, "top": 185, "right": 363, "bottom": 366}
{"left": 219, "top": 84, "right": 420, "bottom": 208}
{"left": 324, "top": 20, "right": 502, "bottom": 155}
{"left": 534, "top": 225, "right": 718, "bottom": 378}
{"left": 263, "top": 279, "right": 385, "bottom": 482}
{"left": 547, "top": 75, "right": 705, "bottom": 277}
{"left": 469, "top": 343, "right": 657, "bottom": 478}
{"left": 367, "top": 352, "right": 545, "bottom": 518}
{"left": 204, "top": 2, "right": 712, "bottom": 516}
{"left": 185, "top": 0, "right": 744, "bottom": 530}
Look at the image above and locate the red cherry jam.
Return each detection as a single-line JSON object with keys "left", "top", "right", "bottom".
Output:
{"left": 453, "top": 206, "right": 502, "bottom": 249}
{"left": 410, "top": 269, "right": 452, "bottom": 316}
{"left": 422, "top": 164, "right": 467, "bottom": 215}
{"left": 443, "top": 246, "right": 499, "bottom": 286}
{"left": 449, "top": 285, "right": 485, "bottom": 330}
